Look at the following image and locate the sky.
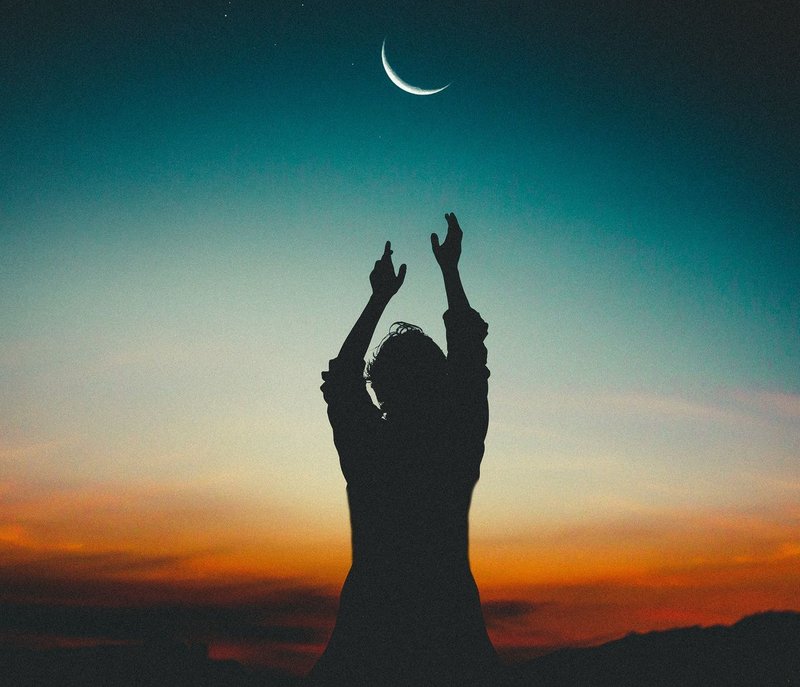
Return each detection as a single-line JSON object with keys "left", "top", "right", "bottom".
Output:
{"left": 1, "top": 0, "right": 799, "bottom": 676}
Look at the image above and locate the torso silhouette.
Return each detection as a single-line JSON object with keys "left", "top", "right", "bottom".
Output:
{"left": 310, "top": 309, "right": 498, "bottom": 687}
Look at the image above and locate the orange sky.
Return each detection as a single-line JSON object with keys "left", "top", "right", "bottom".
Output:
{"left": 2, "top": 478, "right": 797, "bottom": 675}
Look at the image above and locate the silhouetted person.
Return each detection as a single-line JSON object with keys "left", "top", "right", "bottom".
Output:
{"left": 309, "top": 214, "right": 499, "bottom": 686}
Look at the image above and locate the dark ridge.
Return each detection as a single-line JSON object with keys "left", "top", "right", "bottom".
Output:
{"left": 505, "top": 610, "right": 800, "bottom": 687}
{"left": 0, "top": 641, "right": 303, "bottom": 687}
{"left": 1, "top": 610, "right": 798, "bottom": 686}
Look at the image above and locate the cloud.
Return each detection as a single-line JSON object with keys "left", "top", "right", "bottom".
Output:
{"left": 0, "top": 599, "right": 331, "bottom": 644}
{"left": 483, "top": 599, "right": 539, "bottom": 619}
{"left": 0, "top": 552, "right": 337, "bottom": 605}
{"left": 732, "top": 390, "right": 800, "bottom": 419}
{"left": 0, "top": 523, "right": 35, "bottom": 547}
{"left": 0, "top": 551, "right": 196, "bottom": 594}
{"left": 482, "top": 599, "right": 542, "bottom": 622}
{"left": 476, "top": 499, "right": 800, "bottom": 579}
{"left": 0, "top": 439, "right": 70, "bottom": 466}
{"left": 499, "top": 387, "right": 800, "bottom": 431}
{"left": 0, "top": 479, "right": 349, "bottom": 585}
{"left": 0, "top": 570, "right": 339, "bottom": 675}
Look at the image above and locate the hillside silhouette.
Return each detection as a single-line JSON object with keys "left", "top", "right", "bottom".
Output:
{"left": 506, "top": 610, "right": 800, "bottom": 687}
{"left": 2, "top": 611, "right": 797, "bottom": 686}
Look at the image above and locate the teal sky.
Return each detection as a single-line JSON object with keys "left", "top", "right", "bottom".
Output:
{"left": 2, "top": 1, "right": 799, "bottom": 563}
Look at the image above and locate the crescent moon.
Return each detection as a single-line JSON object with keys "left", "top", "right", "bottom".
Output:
{"left": 381, "top": 39, "right": 450, "bottom": 96}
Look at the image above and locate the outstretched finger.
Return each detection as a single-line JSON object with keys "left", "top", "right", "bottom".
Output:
{"left": 382, "top": 240, "right": 393, "bottom": 260}
{"left": 445, "top": 212, "right": 462, "bottom": 234}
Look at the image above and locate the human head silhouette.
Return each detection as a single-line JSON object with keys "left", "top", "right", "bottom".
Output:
{"left": 366, "top": 322, "right": 446, "bottom": 419}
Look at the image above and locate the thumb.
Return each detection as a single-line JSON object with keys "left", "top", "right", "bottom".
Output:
{"left": 396, "top": 263, "right": 407, "bottom": 287}
{"left": 430, "top": 233, "right": 440, "bottom": 252}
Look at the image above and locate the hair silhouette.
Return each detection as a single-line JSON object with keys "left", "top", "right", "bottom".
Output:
{"left": 309, "top": 215, "right": 498, "bottom": 687}
{"left": 365, "top": 322, "right": 447, "bottom": 417}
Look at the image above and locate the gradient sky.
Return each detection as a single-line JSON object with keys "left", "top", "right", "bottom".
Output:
{"left": 2, "top": 0, "right": 799, "bottom": 675}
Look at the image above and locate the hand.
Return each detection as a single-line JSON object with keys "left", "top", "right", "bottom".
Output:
{"left": 370, "top": 241, "right": 407, "bottom": 302}
{"left": 431, "top": 212, "right": 462, "bottom": 271}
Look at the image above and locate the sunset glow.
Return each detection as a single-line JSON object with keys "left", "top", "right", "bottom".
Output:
{"left": 2, "top": 0, "right": 798, "bottom": 678}
{"left": 2, "top": 476, "right": 798, "bottom": 673}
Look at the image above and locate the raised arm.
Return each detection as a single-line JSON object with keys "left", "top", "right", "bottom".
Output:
{"left": 323, "top": 242, "right": 406, "bottom": 480}
{"left": 431, "top": 212, "right": 470, "bottom": 311}
{"left": 432, "top": 213, "right": 489, "bottom": 463}
{"left": 336, "top": 241, "right": 407, "bottom": 363}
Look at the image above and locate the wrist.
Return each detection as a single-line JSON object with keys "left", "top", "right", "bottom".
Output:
{"left": 368, "top": 292, "right": 391, "bottom": 309}
{"left": 440, "top": 266, "right": 461, "bottom": 285}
